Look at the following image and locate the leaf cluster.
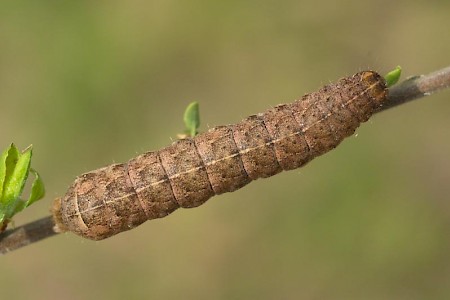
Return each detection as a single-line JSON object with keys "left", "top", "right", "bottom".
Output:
{"left": 0, "top": 144, "right": 45, "bottom": 231}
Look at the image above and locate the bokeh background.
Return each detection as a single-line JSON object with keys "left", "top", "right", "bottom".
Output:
{"left": 1, "top": 1, "right": 450, "bottom": 299}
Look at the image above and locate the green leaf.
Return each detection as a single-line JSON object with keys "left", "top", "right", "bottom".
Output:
{"left": 11, "top": 201, "right": 26, "bottom": 217}
{"left": 10, "top": 168, "right": 45, "bottom": 216}
{"left": 0, "top": 144, "right": 17, "bottom": 200}
{"left": 0, "top": 145, "right": 33, "bottom": 223}
{"left": 1, "top": 145, "right": 32, "bottom": 204}
{"left": 384, "top": 66, "right": 402, "bottom": 87}
{"left": 183, "top": 101, "right": 200, "bottom": 137}
{"left": 0, "top": 144, "right": 20, "bottom": 202}
{"left": 0, "top": 144, "right": 46, "bottom": 228}
{"left": 25, "top": 168, "right": 45, "bottom": 207}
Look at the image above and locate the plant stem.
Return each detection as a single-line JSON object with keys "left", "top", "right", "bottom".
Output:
{"left": 0, "top": 216, "right": 58, "bottom": 255}
{"left": 1, "top": 65, "right": 449, "bottom": 255}
{"left": 377, "top": 65, "right": 450, "bottom": 112}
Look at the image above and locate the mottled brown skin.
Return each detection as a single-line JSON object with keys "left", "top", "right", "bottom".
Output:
{"left": 56, "top": 71, "right": 388, "bottom": 240}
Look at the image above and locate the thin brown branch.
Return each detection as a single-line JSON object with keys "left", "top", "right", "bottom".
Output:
{"left": 377, "top": 65, "right": 450, "bottom": 112}
{"left": 0, "top": 216, "right": 58, "bottom": 255}
{"left": 1, "top": 65, "right": 449, "bottom": 255}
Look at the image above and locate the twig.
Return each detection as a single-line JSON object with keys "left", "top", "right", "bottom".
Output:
{"left": 1, "top": 66, "right": 449, "bottom": 255}
{"left": 377, "top": 65, "right": 450, "bottom": 112}
{"left": 0, "top": 216, "right": 58, "bottom": 255}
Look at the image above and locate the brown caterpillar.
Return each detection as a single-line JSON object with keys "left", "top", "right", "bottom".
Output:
{"left": 53, "top": 71, "right": 388, "bottom": 240}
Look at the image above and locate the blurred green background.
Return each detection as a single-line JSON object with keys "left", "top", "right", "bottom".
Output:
{"left": 1, "top": 1, "right": 450, "bottom": 299}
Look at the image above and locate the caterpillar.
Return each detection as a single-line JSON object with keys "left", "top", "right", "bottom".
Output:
{"left": 53, "top": 71, "right": 388, "bottom": 240}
